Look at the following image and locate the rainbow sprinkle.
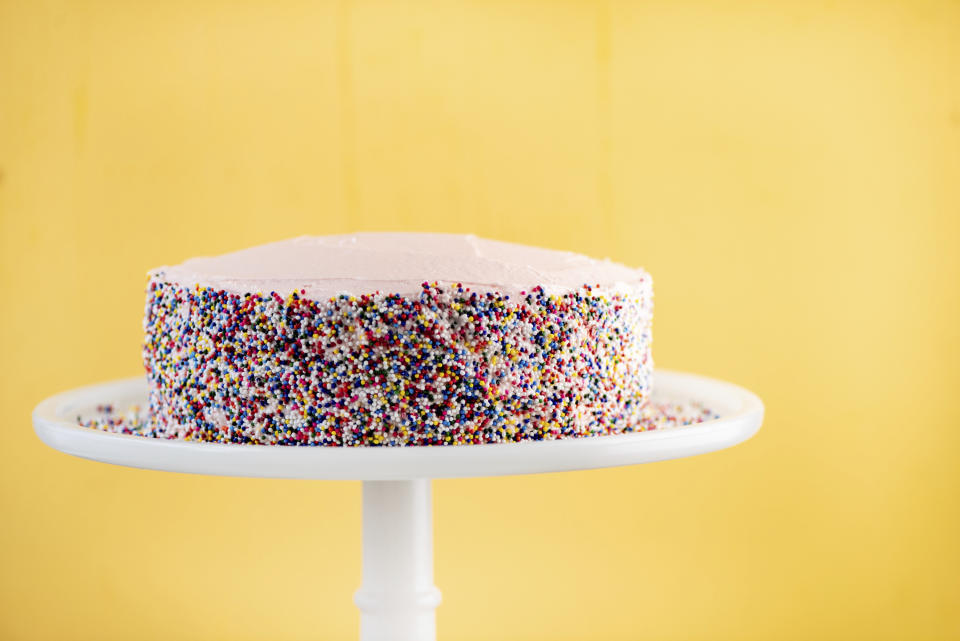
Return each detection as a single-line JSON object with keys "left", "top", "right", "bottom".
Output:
{"left": 78, "top": 400, "right": 719, "bottom": 438}
{"left": 83, "top": 276, "right": 682, "bottom": 446}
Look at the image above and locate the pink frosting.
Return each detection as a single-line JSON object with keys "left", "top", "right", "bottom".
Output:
{"left": 150, "top": 233, "right": 650, "bottom": 300}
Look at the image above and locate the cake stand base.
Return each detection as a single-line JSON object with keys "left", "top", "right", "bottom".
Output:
{"left": 33, "top": 370, "right": 763, "bottom": 641}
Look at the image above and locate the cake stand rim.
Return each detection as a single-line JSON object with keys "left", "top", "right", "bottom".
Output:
{"left": 32, "top": 369, "right": 763, "bottom": 480}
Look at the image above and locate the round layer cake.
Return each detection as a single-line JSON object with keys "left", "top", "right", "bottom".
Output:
{"left": 143, "top": 233, "right": 653, "bottom": 446}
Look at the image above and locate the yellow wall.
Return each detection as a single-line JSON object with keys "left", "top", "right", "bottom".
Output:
{"left": 2, "top": 1, "right": 958, "bottom": 639}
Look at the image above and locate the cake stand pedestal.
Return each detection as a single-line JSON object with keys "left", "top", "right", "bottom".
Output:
{"left": 357, "top": 480, "right": 441, "bottom": 641}
{"left": 33, "top": 370, "right": 763, "bottom": 641}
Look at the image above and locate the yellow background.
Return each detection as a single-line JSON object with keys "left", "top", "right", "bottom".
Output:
{"left": 1, "top": 1, "right": 958, "bottom": 639}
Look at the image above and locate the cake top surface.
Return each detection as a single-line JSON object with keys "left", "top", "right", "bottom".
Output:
{"left": 151, "top": 233, "right": 649, "bottom": 299}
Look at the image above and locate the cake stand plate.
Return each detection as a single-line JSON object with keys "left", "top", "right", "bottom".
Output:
{"left": 33, "top": 370, "right": 763, "bottom": 641}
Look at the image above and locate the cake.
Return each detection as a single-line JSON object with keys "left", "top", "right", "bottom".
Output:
{"left": 140, "top": 233, "right": 655, "bottom": 446}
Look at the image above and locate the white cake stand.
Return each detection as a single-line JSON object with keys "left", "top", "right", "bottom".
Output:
{"left": 33, "top": 370, "right": 763, "bottom": 641}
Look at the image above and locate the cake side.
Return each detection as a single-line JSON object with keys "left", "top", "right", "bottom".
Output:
{"left": 142, "top": 280, "right": 653, "bottom": 445}
{"left": 142, "top": 234, "right": 654, "bottom": 446}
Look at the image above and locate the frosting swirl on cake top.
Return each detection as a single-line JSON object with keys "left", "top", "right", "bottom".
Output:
{"left": 151, "top": 233, "right": 648, "bottom": 300}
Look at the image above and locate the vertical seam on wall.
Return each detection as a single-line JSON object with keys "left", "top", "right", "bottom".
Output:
{"left": 596, "top": 0, "right": 614, "bottom": 241}
{"left": 337, "top": 0, "right": 360, "bottom": 227}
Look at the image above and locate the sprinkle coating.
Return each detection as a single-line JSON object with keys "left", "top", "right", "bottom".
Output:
{"left": 137, "top": 277, "right": 656, "bottom": 446}
{"left": 78, "top": 400, "right": 719, "bottom": 437}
